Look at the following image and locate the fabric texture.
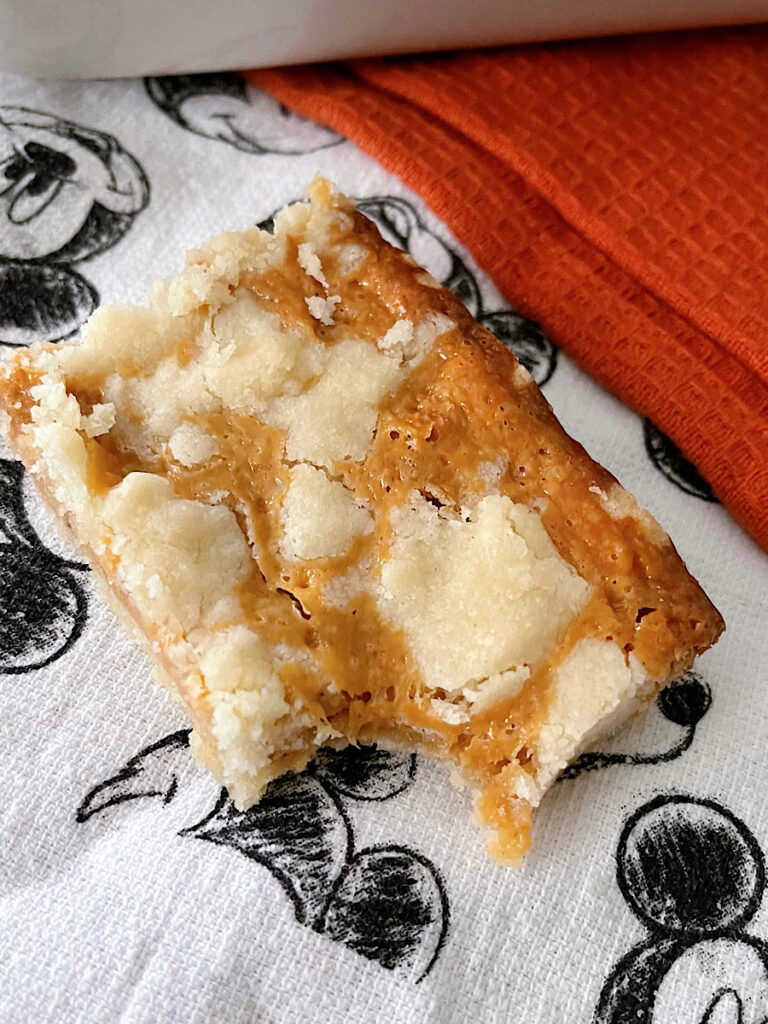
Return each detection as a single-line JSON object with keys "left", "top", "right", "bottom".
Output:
{"left": 1, "top": 65, "right": 768, "bottom": 1023}
{"left": 246, "top": 27, "right": 768, "bottom": 553}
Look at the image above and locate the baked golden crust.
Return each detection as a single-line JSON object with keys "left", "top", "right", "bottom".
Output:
{"left": 0, "top": 178, "right": 723, "bottom": 863}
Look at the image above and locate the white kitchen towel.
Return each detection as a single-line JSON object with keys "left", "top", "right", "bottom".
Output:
{"left": 1, "top": 71, "right": 767, "bottom": 1024}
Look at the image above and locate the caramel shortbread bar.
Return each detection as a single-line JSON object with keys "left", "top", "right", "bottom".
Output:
{"left": 0, "top": 179, "right": 723, "bottom": 862}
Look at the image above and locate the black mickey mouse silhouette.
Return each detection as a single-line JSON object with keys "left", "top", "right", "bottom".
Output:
{"left": 644, "top": 420, "right": 718, "bottom": 503}
{"left": 77, "top": 732, "right": 449, "bottom": 982}
{"left": 595, "top": 794, "right": 768, "bottom": 1023}
{"left": 0, "top": 106, "right": 148, "bottom": 347}
{"left": 560, "top": 672, "right": 712, "bottom": 781}
{"left": 259, "top": 194, "right": 558, "bottom": 386}
{"left": 0, "top": 458, "right": 88, "bottom": 673}
{"left": 144, "top": 74, "right": 342, "bottom": 156}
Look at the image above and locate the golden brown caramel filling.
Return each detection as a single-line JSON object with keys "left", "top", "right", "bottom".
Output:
{"left": 1, "top": 197, "right": 723, "bottom": 862}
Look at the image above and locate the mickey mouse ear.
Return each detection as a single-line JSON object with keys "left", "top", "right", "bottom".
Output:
{"left": 0, "top": 262, "right": 97, "bottom": 346}
{"left": 319, "top": 846, "right": 449, "bottom": 982}
{"left": 0, "top": 543, "right": 87, "bottom": 674}
{"left": 479, "top": 310, "right": 558, "bottom": 386}
{"left": 656, "top": 672, "right": 712, "bottom": 727}
{"left": 312, "top": 744, "right": 417, "bottom": 801}
{"left": 617, "top": 796, "right": 765, "bottom": 936}
{"left": 144, "top": 73, "right": 247, "bottom": 122}
{"left": 186, "top": 772, "right": 352, "bottom": 928}
{"left": 643, "top": 420, "right": 718, "bottom": 503}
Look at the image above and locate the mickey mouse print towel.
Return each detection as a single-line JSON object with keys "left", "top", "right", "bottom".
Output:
{"left": 0, "top": 68, "right": 766, "bottom": 1024}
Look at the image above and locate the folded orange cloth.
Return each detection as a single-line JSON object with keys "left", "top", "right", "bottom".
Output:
{"left": 246, "top": 28, "right": 768, "bottom": 553}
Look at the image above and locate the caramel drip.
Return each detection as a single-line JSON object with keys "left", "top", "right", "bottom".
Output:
{"left": 83, "top": 437, "right": 126, "bottom": 495}
{"left": 458, "top": 596, "right": 609, "bottom": 766}
{"left": 0, "top": 356, "right": 43, "bottom": 439}
{"left": 240, "top": 257, "right": 323, "bottom": 340}
{"left": 240, "top": 240, "right": 406, "bottom": 347}
{"left": 477, "top": 790, "right": 534, "bottom": 864}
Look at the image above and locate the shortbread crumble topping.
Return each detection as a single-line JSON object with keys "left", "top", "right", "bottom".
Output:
{"left": 0, "top": 178, "right": 723, "bottom": 862}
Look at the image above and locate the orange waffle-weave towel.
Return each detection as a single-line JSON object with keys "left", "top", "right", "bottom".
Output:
{"left": 245, "top": 28, "right": 768, "bottom": 553}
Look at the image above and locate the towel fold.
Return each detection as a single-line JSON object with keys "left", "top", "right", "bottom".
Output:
{"left": 246, "top": 27, "right": 768, "bottom": 552}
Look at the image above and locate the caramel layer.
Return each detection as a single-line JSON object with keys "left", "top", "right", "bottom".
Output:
{"left": 0, "top": 191, "right": 723, "bottom": 863}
